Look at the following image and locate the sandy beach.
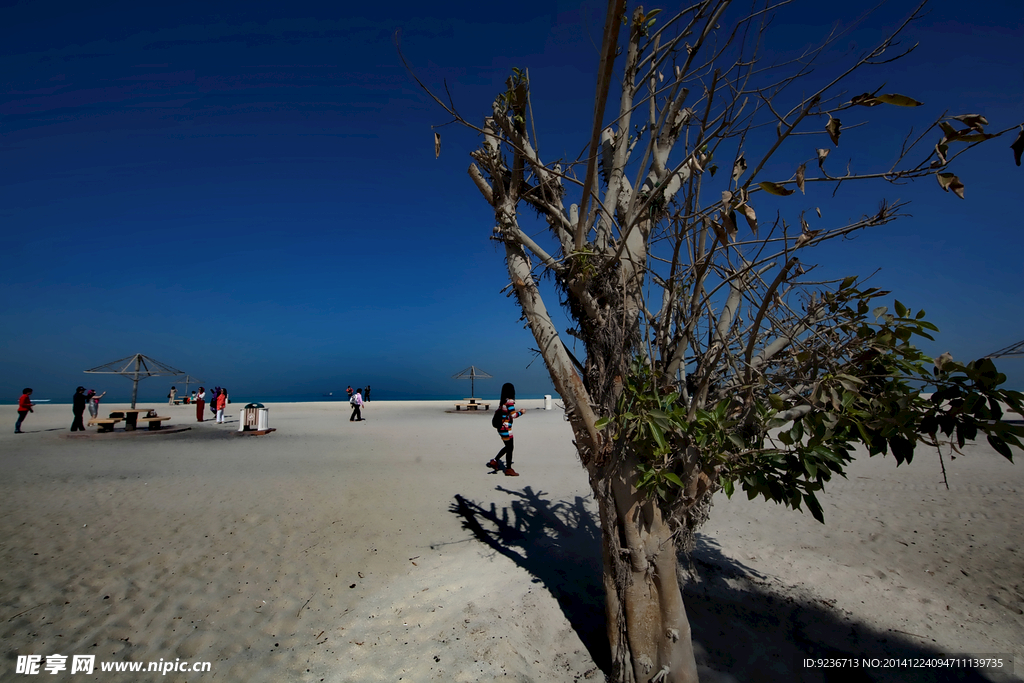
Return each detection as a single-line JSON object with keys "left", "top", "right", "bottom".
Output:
{"left": 1, "top": 400, "right": 1021, "bottom": 682}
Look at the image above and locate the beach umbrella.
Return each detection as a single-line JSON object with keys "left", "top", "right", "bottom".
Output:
{"left": 84, "top": 353, "right": 185, "bottom": 408}
{"left": 452, "top": 365, "right": 493, "bottom": 398}
{"left": 180, "top": 374, "right": 203, "bottom": 397}
{"left": 985, "top": 338, "right": 1024, "bottom": 358}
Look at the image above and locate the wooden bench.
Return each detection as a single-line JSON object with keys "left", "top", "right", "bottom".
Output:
{"left": 454, "top": 402, "right": 490, "bottom": 411}
{"left": 88, "top": 418, "right": 123, "bottom": 433}
{"left": 140, "top": 416, "right": 172, "bottom": 430}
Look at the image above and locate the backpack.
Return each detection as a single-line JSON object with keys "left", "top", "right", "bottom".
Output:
{"left": 491, "top": 407, "right": 503, "bottom": 429}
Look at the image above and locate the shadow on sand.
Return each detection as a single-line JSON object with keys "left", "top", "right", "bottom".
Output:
{"left": 452, "top": 487, "right": 1005, "bottom": 683}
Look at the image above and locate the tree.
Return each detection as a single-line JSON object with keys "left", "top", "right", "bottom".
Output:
{"left": 405, "top": 2, "right": 1024, "bottom": 681}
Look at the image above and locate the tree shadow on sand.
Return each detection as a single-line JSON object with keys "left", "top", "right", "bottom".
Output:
{"left": 451, "top": 487, "right": 611, "bottom": 671}
{"left": 452, "top": 487, "right": 1005, "bottom": 683}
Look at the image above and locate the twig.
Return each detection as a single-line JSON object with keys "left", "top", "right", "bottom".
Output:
{"left": 6, "top": 603, "right": 45, "bottom": 622}
{"left": 297, "top": 592, "right": 316, "bottom": 618}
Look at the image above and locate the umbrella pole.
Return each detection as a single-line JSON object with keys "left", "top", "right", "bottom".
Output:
{"left": 131, "top": 356, "right": 140, "bottom": 409}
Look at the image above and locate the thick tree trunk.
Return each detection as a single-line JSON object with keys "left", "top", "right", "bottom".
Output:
{"left": 591, "top": 453, "right": 700, "bottom": 683}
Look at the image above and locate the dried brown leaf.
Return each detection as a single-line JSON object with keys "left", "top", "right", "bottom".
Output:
{"left": 796, "top": 163, "right": 806, "bottom": 194}
{"left": 826, "top": 117, "right": 841, "bottom": 146}
{"left": 759, "top": 181, "right": 795, "bottom": 196}
{"left": 816, "top": 148, "right": 830, "bottom": 171}
{"left": 732, "top": 154, "right": 747, "bottom": 182}
{"left": 874, "top": 93, "right": 923, "bottom": 107}
{"left": 850, "top": 93, "right": 880, "bottom": 107}
{"left": 434, "top": 132, "right": 441, "bottom": 158}
{"left": 795, "top": 230, "right": 818, "bottom": 248}
{"left": 938, "top": 121, "right": 961, "bottom": 143}
{"left": 737, "top": 203, "right": 757, "bottom": 235}
{"left": 936, "top": 172, "right": 965, "bottom": 199}
{"left": 1011, "top": 128, "right": 1024, "bottom": 167}
{"left": 711, "top": 218, "right": 728, "bottom": 245}
{"left": 722, "top": 209, "right": 737, "bottom": 242}
{"left": 951, "top": 114, "right": 989, "bottom": 132}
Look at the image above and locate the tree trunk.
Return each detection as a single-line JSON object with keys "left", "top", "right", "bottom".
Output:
{"left": 591, "top": 452, "right": 700, "bottom": 683}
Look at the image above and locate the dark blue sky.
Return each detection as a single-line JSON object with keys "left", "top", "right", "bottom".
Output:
{"left": 2, "top": 0, "right": 1022, "bottom": 402}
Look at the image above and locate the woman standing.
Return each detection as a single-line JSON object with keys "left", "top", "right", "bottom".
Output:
{"left": 86, "top": 389, "right": 106, "bottom": 419}
{"left": 215, "top": 388, "right": 227, "bottom": 424}
{"left": 195, "top": 387, "right": 206, "bottom": 422}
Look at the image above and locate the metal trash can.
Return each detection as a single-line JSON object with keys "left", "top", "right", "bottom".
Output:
{"left": 544, "top": 395, "right": 552, "bottom": 410}
{"left": 239, "top": 402, "right": 269, "bottom": 432}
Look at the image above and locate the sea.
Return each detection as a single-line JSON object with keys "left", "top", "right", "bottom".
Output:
{"left": 6, "top": 392, "right": 559, "bottom": 405}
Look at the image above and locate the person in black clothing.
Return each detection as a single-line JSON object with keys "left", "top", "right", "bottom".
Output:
{"left": 71, "top": 386, "right": 89, "bottom": 431}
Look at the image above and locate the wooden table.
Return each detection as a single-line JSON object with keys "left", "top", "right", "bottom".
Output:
{"left": 111, "top": 409, "right": 156, "bottom": 431}
{"left": 455, "top": 398, "right": 490, "bottom": 411}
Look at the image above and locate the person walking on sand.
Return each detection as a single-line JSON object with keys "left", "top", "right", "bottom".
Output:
{"left": 215, "top": 388, "right": 227, "bottom": 424}
{"left": 346, "top": 385, "right": 353, "bottom": 401}
{"left": 349, "top": 388, "right": 364, "bottom": 421}
{"left": 71, "top": 386, "right": 89, "bottom": 431}
{"left": 86, "top": 389, "right": 106, "bottom": 419}
{"left": 168, "top": 386, "right": 177, "bottom": 405}
{"left": 488, "top": 383, "right": 526, "bottom": 476}
{"left": 364, "top": 384, "right": 371, "bottom": 403}
{"left": 195, "top": 387, "right": 206, "bottom": 422}
{"left": 210, "top": 386, "right": 220, "bottom": 417}
{"left": 16, "top": 388, "right": 34, "bottom": 433}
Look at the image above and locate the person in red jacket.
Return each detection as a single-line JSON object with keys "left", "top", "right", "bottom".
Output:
{"left": 215, "top": 388, "right": 227, "bottom": 423}
{"left": 16, "top": 388, "right": 34, "bottom": 433}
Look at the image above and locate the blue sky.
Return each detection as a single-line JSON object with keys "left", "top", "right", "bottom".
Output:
{"left": 2, "top": 0, "right": 1021, "bottom": 403}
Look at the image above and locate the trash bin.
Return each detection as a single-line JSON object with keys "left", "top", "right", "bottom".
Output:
{"left": 239, "top": 403, "right": 269, "bottom": 432}
{"left": 544, "top": 395, "right": 552, "bottom": 410}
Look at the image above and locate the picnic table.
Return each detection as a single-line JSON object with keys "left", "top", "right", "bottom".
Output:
{"left": 108, "top": 409, "right": 155, "bottom": 431}
{"left": 88, "top": 417, "right": 122, "bottom": 432}
{"left": 454, "top": 398, "right": 490, "bottom": 411}
{"left": 105, "top": 409, "right": 172, "bottom": 431}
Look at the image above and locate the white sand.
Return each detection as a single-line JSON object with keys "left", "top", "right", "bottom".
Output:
{"left": 1, "top": 400, "right": 1021, "bottom": 682}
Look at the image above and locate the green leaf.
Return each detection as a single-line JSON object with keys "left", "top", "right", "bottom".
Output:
{"left": 721, "top": 477, "right": 735, "bottom": 497}
{"left": 648, "top": 408, "right": 671, "bottom": 429}
{"left": 804, "top": 492, "right": 825, "bottom": 523}
{"left": 759, "top": 181, "right": 795, "bottom": 196}
{"left": 648, "top": 421, "right": 668, "bottom": 450}
{"left": 894, "top": 300, "right": 907, "bottom": 317}
{"left": 594, "top": 417, "right": 611, "bottom": 430}
{"left": 988, "top": 435, "right": 1013, "bottom": 461}
{"left": 663, "top": 472, "right": 684, "bottom": 488}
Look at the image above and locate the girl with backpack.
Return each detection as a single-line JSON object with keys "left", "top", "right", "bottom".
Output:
{"left": 488, "top": 383, "right": 526, "bottom": 476}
